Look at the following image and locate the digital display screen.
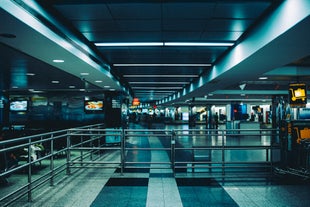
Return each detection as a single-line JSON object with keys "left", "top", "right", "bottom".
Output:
{"left": 84, "top": 100, "right": 104, "bottom": 112}
{"left": 10, "top": 100, "right": 28, "bottom": 111}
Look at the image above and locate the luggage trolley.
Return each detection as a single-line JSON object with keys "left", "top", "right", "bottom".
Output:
{"left": 294, "top": 127, "right": 310, "bottom": 144}
{"left": 275, "top": 121, "right": 310, "bottom": 179}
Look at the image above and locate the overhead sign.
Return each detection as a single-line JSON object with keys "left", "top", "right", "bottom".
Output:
{"left": 289, "top": 83, "right": 307, "bottom": 107}
{"left": 132, "top": 98, "right": 140, "bottom": 106}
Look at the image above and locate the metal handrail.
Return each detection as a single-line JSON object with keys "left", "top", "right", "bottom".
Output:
{"left": 0, "top": 123, "right": 105, "bottom": 206}
{"left": 1, "top": 125, "right": 280, "bottom": 206}
{"left": 172, "top": 128, "right": 279, "bottom": 177}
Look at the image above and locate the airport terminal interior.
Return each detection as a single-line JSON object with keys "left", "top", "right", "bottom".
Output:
{"left": 1, "top": 0, "right": 310, "bottom": 206}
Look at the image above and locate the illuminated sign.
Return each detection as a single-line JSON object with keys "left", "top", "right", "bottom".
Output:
{"left": 132, "top": 98, "right": 140, "bottom": 106}
{"left": 289, "top": 83, "right": 307, "bottom": 107}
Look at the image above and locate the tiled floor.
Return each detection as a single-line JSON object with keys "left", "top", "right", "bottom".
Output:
{"left": 3, "top": 123, "right": 310, "bottom": 206}
{"left": 12, "top": 165, "right": 310, "bottom": 207}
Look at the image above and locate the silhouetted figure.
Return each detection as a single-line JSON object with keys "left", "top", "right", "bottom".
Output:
{"left": 213, "top": 112, "right": 219, "bottom": 129}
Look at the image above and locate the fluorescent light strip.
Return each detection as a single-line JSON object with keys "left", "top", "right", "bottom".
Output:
{"left": 95, "top": 42, "right": 163, "bottom": 47}
{"left": 136, "top": 94, "right": 169, "bottom": 96}
{"left": 135, "top": 91, "right": 175, "bottom": 93}
{"left": 114, "top": 63, "right": 211, "bottom": 67}
{"left": 123, "top": 75, "right": 199, "bottom": 78}
{"left": 95, "top": 42, "right": 234, "bottom": 47}
{"left": 135, "top": 94, "right": 173, "bottom": 96}
{"left": 135, "top": 93, "right": 173, "bottom": 95}
{"left": 53, "top": 59, "right": 64, "bottom": 63}
{"left": 132, "top": 87, "right": 183, "bottom": 89}
{"left": 164, "top": 42, "right": 234, "bottom": 47}
{"left": 135, "top": 93, "right": 171, "bottom": 96}
{"left": 137, "top": 96, "right": 166, "bottom": 99}
{"left": 129, "top": 82, "right": 189, "bottom": 84}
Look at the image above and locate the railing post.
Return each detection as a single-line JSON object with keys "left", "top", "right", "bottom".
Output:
{"left": 50, "top": 134, "right": 54, "bottom": 186}
{"left": 266, "top": 147, "right": 269, "bottom": 162}
{"left": 80, "top": 134, "right": 84, "bottom": 166}
{"left": 171, "top": 130, "right": 176, "bottom": 175}
{"left": 27, "top": 138, "right": 32, "bottom": 202}
{"left": 121, "top": 128, "right": 125, "bottom": 175}
{"left": 98, "top": 129, "right": 101, "bottom": 155}
{"left": 270, "top": 129, "right": 274, "bottom": 174}
{"left": 89, "top": 128, "right": 94, "bottom": 161}
{"left": 222, "top": 131, "right": 225, "bottom": 176}
{"left": 66, "top": 130, "right": 71, "bottom": 175}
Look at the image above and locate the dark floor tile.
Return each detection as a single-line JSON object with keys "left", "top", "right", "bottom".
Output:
{"left": 149, "top": 172, "right": 174, "bottom": 177}
{"left": 177, "top": 178, "right": 238, "bottom": 207}
{"left": 105, "top": 178, "right": 149, "bottom": 186}
{"left": 176, "top": 178, "right": 219, "bottom": 186}
{"left": 114, "top": 167, "right": 150, "bottom": 173}
{"left": 91, "top": 185, "right": 148, "bottom": 206}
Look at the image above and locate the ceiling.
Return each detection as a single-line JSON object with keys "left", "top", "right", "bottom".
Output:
{"left": 1, "top": 0, "right": 310, "bottom": 106}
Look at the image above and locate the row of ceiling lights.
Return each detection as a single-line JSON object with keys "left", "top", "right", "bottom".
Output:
{"left": 52, "top": 59, "right": 114, "bottom": 91}
{"left": 10, "top": 59, "right": 115, "bottom": 92}
{"left": 105, "top": 43, "right": 231, "bottom": 99}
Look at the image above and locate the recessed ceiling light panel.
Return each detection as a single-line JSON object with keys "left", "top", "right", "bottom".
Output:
{"left": 114, "top": 63, "right": 211, "bottom": 67}
{"left": 164, "top": 42, "right": 234, "bottom": 47}
{"left": 95, "top": 42, "right": 163, "bottom": 47}
{"left": 53, "top": 59, "right": 64, "bottom": 63}
{"left": 123, "top": 75, "right": 199, "bottom": 78}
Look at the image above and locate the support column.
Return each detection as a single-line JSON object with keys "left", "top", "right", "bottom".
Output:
{"left": 0, "top": 92, "right": 9, "bottom": 129}
{"left": 189, "top": 105, "right": 196, "bottom": 127}
{"left": 205, "top": 105, "right": 212, "bottom": 129}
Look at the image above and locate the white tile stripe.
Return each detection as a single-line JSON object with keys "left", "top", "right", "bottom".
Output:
{"left": 146, "top": 135, "right": 183, "bottom": 207}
